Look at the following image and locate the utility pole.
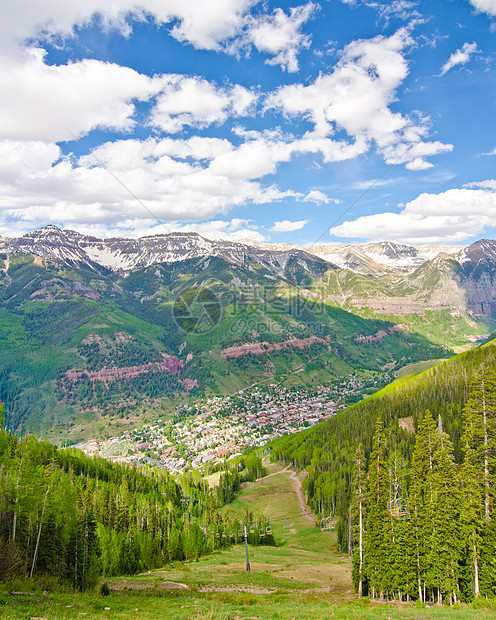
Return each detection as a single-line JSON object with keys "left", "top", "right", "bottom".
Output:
{"left": 243, "top": 523, "right": 251, "bottom": 572}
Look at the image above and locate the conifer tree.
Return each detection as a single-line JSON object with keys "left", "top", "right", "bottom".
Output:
{"left": 351, "top": 443, "right": 367, "bottom": 596}
{"left": 461, "top": 412, "right": 484, "bottom": 598}
{"left": 462, "top": 365, "right": 496, "bottom": 523}
{"left": 409, "top": 409, "right": 438, "bottom": 602}
{"left": 461, "top": 366, "right": 496, "bottom": 598}
{"left": 364, "top": 417, "right": 388, "bottom": 599}
{"left": 385, "top": 445, "right": 415, "bottom": 601}
{"left": 426, "top": 427, "right": 461, "bottom": 604}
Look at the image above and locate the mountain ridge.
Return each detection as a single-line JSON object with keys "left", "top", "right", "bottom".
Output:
{"left": 0, "top": 225, "right": 471, "bottom": 276}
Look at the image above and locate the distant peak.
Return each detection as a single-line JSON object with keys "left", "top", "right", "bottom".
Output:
{"left": 27, "top": 224, "right": 62, "bottom": 235}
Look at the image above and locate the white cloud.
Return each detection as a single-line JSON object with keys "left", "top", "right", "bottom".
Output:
{"left": 330, "top": 186, "right": 496, "bottom": 243}
{"left": 0, "top": 0, "right": 257, "bottom": 57}
{"left": 440, "top": 42, "right": 478, "bottom": 75}
{"left": 0, "top": 136, "right": 297, "bottom": 236}
{"left": 0, "top": 49, "right": 256, "bottom": 143}
{"left": 468, "top": 0, "right": 496, "bottom": 17}
{"left": 150, "top": 76, "right": 256, "bottom": 133}
{"left": 0, "top": 49, "right": 165, "bottom": 142}
{"left": 266, "top": 29, "right": 452, "bottom": 169}
{"left": 375, "top": 1, "right": 421, "bottom": 22}
{"left": 339, "top": 0, "right": 420, "bottom": 22}
{"left": 171, "top": 218, "right": 266, "bottom": 242}
{"left": 1, "top": 0, "right": 312, "bottom": 72}
{"left": 303, "top": 190, "right": 338, "bottom": 204}
{"left": 466, "top": 179, "right": 496, "bottom": 190}
{"left": 208, "top": 138, "right": 294, "bottom": 179}
{"left": 243, "top": 3, "right": 316, "bottom": 72}
{"left": 0, "top": 140, "right": 61, "bottom": 181}
{"left": 271, "top": 219, "right": 308, "bottom": 232}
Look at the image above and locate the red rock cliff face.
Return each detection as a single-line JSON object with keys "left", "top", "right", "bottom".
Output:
{"left": 65, "top": 355, "right": 184, "bottom": 382}
{"left": 221, "top": 336, "right": 328, "bottom": 359}
{"left": 64, "top": 355, "right": 197, "bottom": 393}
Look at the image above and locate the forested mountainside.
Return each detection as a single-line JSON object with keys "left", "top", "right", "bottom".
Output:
{"left": 0, "top": 250, "right": 450, "bottom": 441}
{"left": 271, "top": 338, "right": 496, "bottom": 602}
{"left": 0, "top": 413, "right": 268, "bottom": 590}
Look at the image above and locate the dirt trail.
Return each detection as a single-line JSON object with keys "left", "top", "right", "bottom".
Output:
{"left": 256, "top": 464, "right": 290, "bottom": 482}
{"left": 254, "top": 464, "right": 315, "bottom": 523}
{"left": 289, "top": 469, "right": 315, "bottom": 522}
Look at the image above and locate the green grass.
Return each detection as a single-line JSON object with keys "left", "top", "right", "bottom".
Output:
{"left": 395, "top": 358, "right": 447, "bottom": 379}
{"left": 2, "top": 585, "right": 495, "bottom": 619}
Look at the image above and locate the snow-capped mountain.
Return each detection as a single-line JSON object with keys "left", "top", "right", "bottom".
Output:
{"left": 2, "top": 227, "right": 496, "bottom": 293}
{"left": 0, "top": 225, "right": 331, "bottom": 279}
{"left": 310, "top": 241, "right": 463, "bottom": 274}
{"left": 456, "top": 239, "right": 496, "bottom": 266}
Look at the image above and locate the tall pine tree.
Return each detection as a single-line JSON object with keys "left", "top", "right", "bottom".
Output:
{"left": 364, "top": 418, "right": 388, "bottom": 599}
{"left": 351, "top": 443, "right": 367, "bottom": 597}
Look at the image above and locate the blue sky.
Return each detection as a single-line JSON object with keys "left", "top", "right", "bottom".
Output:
{"left": 1, "top": 0, "right": 495, "bottom": 246}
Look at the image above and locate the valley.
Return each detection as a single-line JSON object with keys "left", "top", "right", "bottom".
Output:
{"left": 2, "top": 226, "right": 496, "bottom": 443}
{"left": 74, "top": 369, "right": 398, "bottom": 471}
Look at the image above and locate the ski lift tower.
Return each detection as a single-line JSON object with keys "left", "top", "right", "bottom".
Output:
{"left": 243, "top": 522, "right": 251, "bottom": 572}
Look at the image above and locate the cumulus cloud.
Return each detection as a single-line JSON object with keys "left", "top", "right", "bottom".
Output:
{"left": 467, "top": 0, "right": 496, "bottom": 17}
{"left": 150, "top": 76, "right": 256, "bottom": 133}
{"left": 208, "top": 137, "right": 294, "bottom": 179}
{"left": 171, "top": 218, "right": 266, "bottom": 242}
{"left": 1, "top": 0, "right": 312, "bottom": 70}
{"left": 243, "top": 3, "right": 316, "bottom": 72}
{"left": 271, "top": 219, "right": 308, "bottom": 232}
{"left": 266, "top": 29, "right": 452, "bottom": 169}
{"left": 0, "top": 49, "right": 165, "bottom": 142}
{"left": 0, "top": 50, "right": 257, "bottom": 142}
{"left": 0, "top": 136, "right": 298, "bottom": 236}
{"left": 0, "top": 5, "right": 459, "bottom": 238}
{"left": 1, "top": 0, "right": 257, "bottom": 57}
{"left": 330, "top": 186, "right": 496, "bottom": 243}
{"left": 440, "top": 42, "right": 478, "bottom": 75}
{"left": 466, "top": 179, "right": 496, "bottom": 190}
